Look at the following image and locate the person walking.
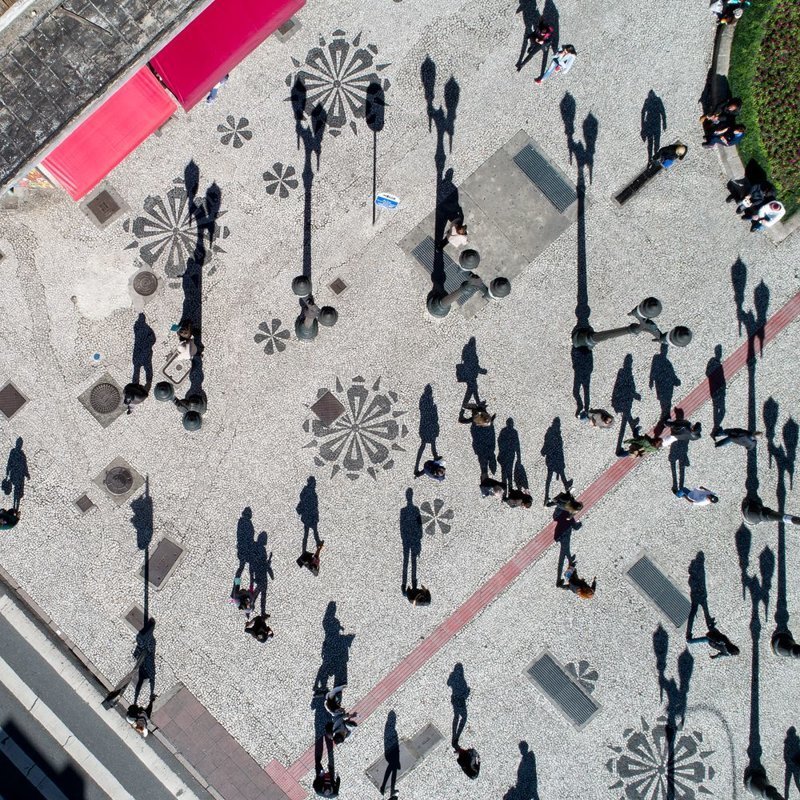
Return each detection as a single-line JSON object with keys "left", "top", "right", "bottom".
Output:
{"left": 557, "top": 557, "right": 596, "bottom": 598}
{"left": 230, "top": 576, "right": 255, "bottom": 617}
{"left": 297, "top": 541, "right": 325, "bottom": 576}
{"left": 545, "top": 491, "right": 583, "bottom": 518}
{"left": 313, "top": 767, "right": 341, "bottom": 797}
{"left": 687, "top": 627, "right": 740, "bottom": 658}
{"left": 405, "top": 585, "right": 432, "bottom": 605}
{"left": 455, "top": 745, "right": 481, "bottom": 779}
{"left": 441, "top": 219, "right": 468, "bottom": 249}
{"left": 712, "top": 427, "right": 762, "bottom": 450}
{"left": 459, "top": 403, "right": 495, "bottom": 427}
{"left": 0, "top": 508, "right": 20, "bottom": 530}
{"left": 579, "top": 408, "right": 615, "bottom": 428}
{"left": 416, "top": 457, "right": 446, "bottom": 481}
{"left": 245, "top": 614, "right": 274, "bottom": 642}
{"left": 661, "top": 417, "right": 702, "bottom": 445}
{"left": 326, "top": 709, "right": 358, "bottom": 745}
{"left": 125, "top": 696, "right": 154, "bottom": 737}
{"left": 480, "top": 472, "right": 505, "bottom": 498}
{"left": 321, "top": 684, "right": 348, "bottom": 715}
{"left": 534, "top": 45, "right": 577, "bottom": 84}
{"left": 674, "top": 486, "right": 719, "bottom": 506}
{"left": 655, "top": 143, "right": 688, "bottom": 168}
{"left": 504, "top": 487, "right": 532, "bottom": 509}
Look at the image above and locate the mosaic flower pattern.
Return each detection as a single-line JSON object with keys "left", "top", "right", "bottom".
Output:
{"left": 606, "top": 716, "right": 715, "bottom": 800}
{"left": 286, "top": 30, "right": 391, "bottom": 136}
{"left": 254, "top": 319, "right": 290, "bottom": 355}
{"left": 263, "top": 162, "right": 299, "bottom": 198}
{"left": 302, "top": 376, "right": 408, "bottom": 480}
{"left": 565, "top": 660, "right": 598, "bottom": 694}
{"left": 419, "top": 498, "right": 454, "bottom": 535}
{"left": 218, "top": 115, "right": 253, "bottom": 148}
{"left": 123, "top": 177, "right": 230, "bottom": 279}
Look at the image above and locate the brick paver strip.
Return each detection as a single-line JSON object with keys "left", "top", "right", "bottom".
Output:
{"left": 286, "top": 287, "right": 800, "bottom": 782}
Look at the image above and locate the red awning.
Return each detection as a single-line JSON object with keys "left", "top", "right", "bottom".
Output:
{"left": 41, "top": 68, "right": 176, "bottom": 201}
{"left": 150, "top": 0, "right": 304, "bottom": 111}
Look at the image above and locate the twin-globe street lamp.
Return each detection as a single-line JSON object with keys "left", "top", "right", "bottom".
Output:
{"left": 426, "top": 249, "right": 511, "bottom": 318}
{"left": 292, "top": 276, "right": 338, "bottom": 340}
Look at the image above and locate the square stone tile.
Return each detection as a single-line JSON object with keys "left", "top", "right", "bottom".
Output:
{"left": 329, "top": 277, "right": 347, "bottom": 295}
{"left": 0, "top": 381, "right": 27, "bottom": 419}
{"left": 123, "top": 604, "right": 145, "bottom": 633}
{"left": 92, "top": 457, "right": 144, "bottom": 506}
{"left": 77, "top": 373, "right": 125, "bottom": 428}
{"left": 79, "top": 183, "right": 129, "bottom": 230}
{"left": 274, "top": 16, "right": 301, "bottom": 42}
{"left": 74, "top": 493, "right": 96, "bottom": 514}
{"left": 310, "top": 390, "right": 345, "bottom": 427}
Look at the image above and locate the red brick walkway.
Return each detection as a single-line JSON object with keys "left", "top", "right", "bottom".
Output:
{"left": 283, "top": 287, "right": 800, "bottom": 784}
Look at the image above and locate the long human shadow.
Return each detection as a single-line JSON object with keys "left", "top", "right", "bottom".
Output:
{"left": 498, "top": 418, "right": 525, "bottom": 497}
{"left": 736, "top": 524, "right": 777, "bottom": 794}
{"left": 514, "top": 0, "right": 540, "bottom": 70}
{"left": 503, "top": 740, "right": 541, "bottom": 800}
{"left": 554, "top": 509, "right": 581, "bottom": 583}
{"left": 131, "top": 312, "right": 155, "bottom": 390}
{"left": 130, "top": 476, "right": 154, "bottom": 625}
{"left": 785, "top": 726, "right": 800, "bottom": 799}
{"left": 4, "top": 436, "right": 29, "bottom": 511}
{"left": 686, "top": 551, "right": 715, "bottom": 639}
{"left": 313, "top": 601, "right": 355, "bottom": 768}
{"left": 380, "top": 710, "right": 401, "bottom": 796}
{"left": 415, "top": 384, "right": 440, "bottom": 475}
{"left": 447, "top": 662, "right": 470, "bottom": 747}
{"left": 641, "top": 90, "right": 667, "bottom": 161}
{"left": 611, "top": 354, "right": 641, "bottom": 456}
{"left": 182, "top": 160, "right": 221, "bottom": 397}
{"left": 234, "top": 506, "right": 255, "bottom": 582}
{"left": 251, "top": 531, "right": 273, "bottom": 616}
{"left": 297, "top": 476, "right": 321, "bottom": 551}
{"left": 649, "top": 342, "right": 681, "bottom": 421}
{"left": 653, "top": 625, "right": 694, "bottom": 800}
{"left": 540, "top": 417, "right": 570, "bottom": 503}
{"left": 457, "top": 336, "right": 486, "bottom": 408}
{"left": 561, "top": 93, "right": 598, "bottom": 418}
{"left": 400, "top": 488, "right": 424, "bottom": 592}
{"left": 668, "top": 437, "right": 690, "bottom": 494}
{"left": 763, "top": 397, "right": 797, "bottom": 648}
{"left": 421, "top": 55, "right": 460, "bottom": 297}
{"left": 706, "top": 344, "right": 727, "bottom": 432}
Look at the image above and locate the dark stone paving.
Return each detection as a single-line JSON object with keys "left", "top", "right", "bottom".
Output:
{"left": 0, "top": 0, "right": 205, "bottom": 189}
{"left": 152, "top": 683, "right": 296, "bottom": 800}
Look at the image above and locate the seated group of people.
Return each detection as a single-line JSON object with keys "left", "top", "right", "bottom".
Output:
{"left": 701, "top": 97, "right": 745, "bottom": 149}
{"left": 710, "top": 0, "right": 749, "bottom": 25}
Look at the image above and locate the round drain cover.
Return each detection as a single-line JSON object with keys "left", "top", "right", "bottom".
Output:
{"left": 104, "top": 467, "right": 133, "bottom": 495}
{"left": 90, "top": 382, "right": 121, "bottom": 414}
{"left": 132, "top": 271, "right": 158, "bottom": 296}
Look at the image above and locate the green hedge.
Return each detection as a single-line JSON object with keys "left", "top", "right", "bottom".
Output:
{"left": 728, "top": 0, "right": 800, "bottom": 217}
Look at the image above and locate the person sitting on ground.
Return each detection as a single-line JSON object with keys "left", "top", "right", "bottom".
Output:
{"left": 655, "top": 143, "right": 688, "bottom": 168}
{"left": 687, "top": 626, "right": 740, "bottom": 658}
{"left": 441, "top": 219, "right": 468, "bottom": 249}
{"left": 504, "top": 487, "right": 532, "bottom": 508}
{"left": 417, "top": 457, "right": 446, "bottom": 481}
{"left": 244, "top": 613, "right": 273, "bottom": 642}
{"left": 313, "top": 767, "right": 341, "bottom": 797}
{"left": 703, "top": 124, "right": 746, "bottom": 148}
{"left": 0, "top": 508, "right": 20, "bottom": 530}
{"left": 750, "top": 200, "right": 785, "bottom": 231}
{"left": 458, "top": 402, "right": 495, "bottom": 427}
{"left": 734, "top": 182, "right": 776, "bottom": 218}
{"left": 579, "top": 408, "right": 615, "bottom": 428}
{"left": 712, "top": 427, "right": 762, "bottom": 450}
{"left": 480, "top": 472, "right": 505, "bottom": 498}
{"left": 545, "top": 491, "right": 583, "bottom": 518}
{"left": 701, "top": 96, "right": 742, "bottom": 126}
{"left": 624, "top": 434, "right": 663, "bottom": 458}
{"left": 662, "top": 417, "right": 702, "bottom": 444}
{"left": 557, "top": 557, "right": 596, "bottom": 599}
{"left": 455, "top": 745, "right": 481, "bottom": 779}
{"left": 405, "top": 585, "right": 432, "bottom": 605}
{"left": 297, "top": 541, "right": 325, "bottom": 576}
{"left": 718, "top": 4, "right": 745, "bottom": 24}
{"left": 230, "top": 576, "right": 255, "bottom": 617}
{"left": 674, "top": 486, "right": 719, "bottom": 505}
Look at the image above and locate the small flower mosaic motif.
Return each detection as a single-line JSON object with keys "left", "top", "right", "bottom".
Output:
{"left": 263, "top": 162, "right": 299, "bottom": 198}
{"left": 565, "top": 660, "right": 598, "bottom": 694}
{"left": 419, "top": 499, "right": 454, "bottom": 535}
{"left": 606, "top": 716, "right": 715, "bottom": 800}
{"left": 122, "top": 176, "right": 230, "bottom": 280}
{"left": 286, "top": 30, "right": 391, "bottom": 136}
{"left": 218, "top": 116, "right": 253, "bottom": 148}
{"left": 254, "top": 319, "right": 290, "bottom": 355}
{"left": 302, "top": 376, "right": 408, "bottom": 481}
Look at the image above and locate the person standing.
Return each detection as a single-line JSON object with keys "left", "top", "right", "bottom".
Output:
{"left": 441, "top": 219, "right": 468, "bottom": 249}
{"left": 557, "top": 557, "right": 596, "bottom": 598}
{"left": 655, "top": 143, "right": 688, "bottom": 168}
{"left": 545, "top": 491, "right": 583, "bottom": 518}
{"left": 480, "top": 472, "right": 505, "bottom": 498}
{"left": 417, "top": 457, "right": 446, "bottom": 481}
{"left": 459, "top": 403, "right": 495, "bottom": 427}
{"left": 245, "top": 614, "right": 274, "bottom": 642}
{"left": 687, "top": 627, "right": 740, "bottom": 658}
{"left": 535, "top": 45, "right": 577, "bottom": 84}
{"left": 712, "top": 427, "right": 762, "bottom": 450}
{"left": 661, "top": 417, "right": 702, "bottom": 445}
{"left": 455, "top": 745, "right": 481, "bottom": 779}
{"left": 0, "top": 508, "right": 20, "bottom": 530}
{"left": 297, "top": 541, "right": 325, "bottom": 576}
{"left": 504, "top": 487, "right": 532, "bottom": 508}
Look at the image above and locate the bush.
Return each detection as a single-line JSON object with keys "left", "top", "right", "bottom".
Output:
{"left": 729, "top": 0, "right": 800, "bottom": 217}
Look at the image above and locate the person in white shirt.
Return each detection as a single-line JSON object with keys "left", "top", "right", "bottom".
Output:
{"left": 675, "top": 486, "right": 719, "bottom": 506}
{"left": 535, "top": 45, "right": 577, "bottom": 84}
{"left": 442, "top": 219, "right": 468, "bottom": 249}
{"left": 751, "top": 201, "right": 785, "bottom": 231}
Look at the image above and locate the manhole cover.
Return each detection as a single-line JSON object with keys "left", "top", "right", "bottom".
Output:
{"left": 104, "top": 467, "right": 133, "bottom": 495}
{"left": 132, "top": 271, "right": 158, "bottom": 296}
{"left": 90, "top": 382, "right": 121, "bottom": 414}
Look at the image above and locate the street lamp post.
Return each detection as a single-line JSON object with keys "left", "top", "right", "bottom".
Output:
{"left": 771, "top": 631, "right": 800, "bottom": 659}
{"left": 572, "top": 297, "right": 692, "bottom": 350}
{"left": 742, "top": 498, "right": 800, "bottom": 526}
{"left": 295, "top": 294, "right": 338, "bottom": 341}
{"left": 426, "top": 249, "right": 511, "bottom": 317}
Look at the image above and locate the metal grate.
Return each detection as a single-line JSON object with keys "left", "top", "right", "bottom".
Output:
{"left": 132, "top": 271, "right": 158, "bottom": 297}
{"left": 141, "top": 538, "right": 184, "bottom": 589}
{"left": 89, "top": 382, "right": 121, "bottom": 414}
{"left": 513, "top": 145, "right": 577, "bottom": 212}
{"left": 329, "top": 277, "right": 347, "bottom": 295}
{"left": 310, "top": 390, "right": 346, "bottom": 427}
{"left": 410, "top": 238, "right": 478, "bottom": 305}
{"left": 104, "top": 467, "right": 133, "bottom": 495}
{"left": 0, "top": 382, "right": 27, "bottom": 419}
{"left": 85, "top": 190, "right": 121, "bottom": 225}
{"left": 627, "top": 555, "right": 691, "bottom": 627}
{"left": 526, "top": 652, "right": 600, "bottom": 729}
{"left": 74, "top": 494, "right": 95, "bottom": 513}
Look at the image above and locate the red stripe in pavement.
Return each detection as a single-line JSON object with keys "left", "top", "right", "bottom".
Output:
{"left": 285, "top": 289, "right": 800, "bottom": 783}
